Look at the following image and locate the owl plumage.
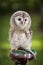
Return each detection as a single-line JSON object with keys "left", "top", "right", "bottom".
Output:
{"left": 9, "top": 11, "right": 32, "bottom": 50}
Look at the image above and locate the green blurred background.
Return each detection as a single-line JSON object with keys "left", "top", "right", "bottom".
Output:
{"left": 0, "top": 0, "right": 43, "bottom": 65}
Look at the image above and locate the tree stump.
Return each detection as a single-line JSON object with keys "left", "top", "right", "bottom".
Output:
{"left": 10, "top": 48, "right": 36, "bottom": 65}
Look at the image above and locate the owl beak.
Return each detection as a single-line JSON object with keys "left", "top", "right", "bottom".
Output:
{"left": 21, "top": 21, "right": 24, "bottom": 26}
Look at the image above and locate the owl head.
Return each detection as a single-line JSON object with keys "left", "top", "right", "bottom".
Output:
{"left": 10, "top": 11, "right": 31, "bottom": 31}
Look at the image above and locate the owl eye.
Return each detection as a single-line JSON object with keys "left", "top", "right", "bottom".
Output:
{"left": 18, "top": 18, "right": 21, "bottom": 21}
{"left": 24, "top": 17, "right": 29, "bottom": 23}
{"left": 25, "top": 19, "right": 27, "bottom": 21}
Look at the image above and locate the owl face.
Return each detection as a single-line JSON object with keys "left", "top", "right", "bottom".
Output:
{"left": 10, "top": 11, "right": 31, "bottom": 30}
{"left": 15, "top": 16, "right": 29, "bottom": 30}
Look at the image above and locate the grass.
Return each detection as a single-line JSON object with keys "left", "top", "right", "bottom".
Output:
{"left": 0, "top": 13, "right": 43, "bottom": 65}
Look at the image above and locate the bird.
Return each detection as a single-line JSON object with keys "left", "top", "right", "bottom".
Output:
{"left": 9, "top": 11, "right": 37, "bottom": 57}
{"left": 9, "top": 11, "right": 32, "bottom": 50}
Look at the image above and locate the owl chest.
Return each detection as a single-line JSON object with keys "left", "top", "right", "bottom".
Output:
{"left": 13, "top": 32, "right": 27, "bottom": 43}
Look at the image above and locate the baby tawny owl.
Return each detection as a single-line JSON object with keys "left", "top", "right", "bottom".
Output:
{"left": 9, "top": 11, "right": 32, "bottom": 51}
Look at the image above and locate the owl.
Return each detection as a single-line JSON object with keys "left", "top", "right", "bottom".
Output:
{"left": 9, "top": 11, "right": 32, "bottom": 51}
